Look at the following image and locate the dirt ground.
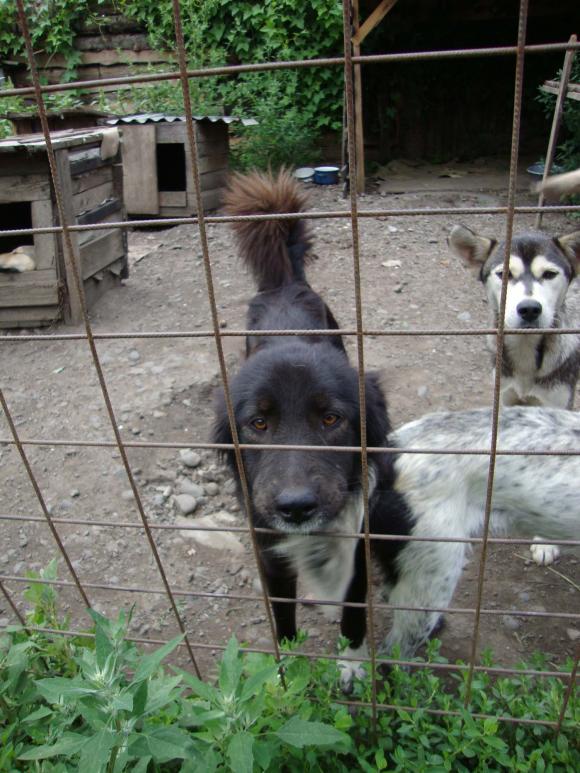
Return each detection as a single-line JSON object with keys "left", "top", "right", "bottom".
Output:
{"left": 1, "top": 159, "right": 578, "bottom": 681}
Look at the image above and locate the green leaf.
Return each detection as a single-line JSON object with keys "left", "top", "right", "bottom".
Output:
{"left": 35, "top": 677, "right": 98, "bottom": 703}
{"left": 239, "top": 663, "right": 279, "bottom": 701}
{"left": 375, "top": 747, "right": 388, "bottom": 770}
{"left": 111, "top": 692, "right": 133, "bottom": 713}
{"left": 275, "top": 717, "right": 351, "bottom": 749}
{"left": 177, "top": 668, "right": 220, "bottom": 703}
{"left": 19, "top": 733, "right": 88, "bottom": 761}
{"left": 131, "top": 757, "right": 152, "bottom": 773}
{"left": 21, "top": 706, "right": 53, "bottom": 723}
{"left": 219, "top": 636, "right": 243, "bottom": 697}
{"left": 128, "top": 727, "right": 194, "bottom": 762}
{"left": 253, "top": 738, "right": 279, "bottom": 771}
{"left": 94, "top": 618, "right": 114, "bottom": 670}
{"left": 78, "top": 728, "right": 118, "bottom": 773}
{"left": 227, "top": 731, "right": 254, "bottom": 773}
{"left": 132, "top": 679, "right": 148, "bottom": 716}
{"left": 132, "top": 635, "right": 184, "bottom": 682}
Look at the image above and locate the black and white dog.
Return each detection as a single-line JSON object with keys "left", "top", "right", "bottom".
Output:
{"left": 449, "top": 225, "right": 580, "bottom": 565}
{"left": 214, "top": 171, "right": 580, "bottom": 689}
{"left": 449, "top": 224, "right": 580, "bottom": 410}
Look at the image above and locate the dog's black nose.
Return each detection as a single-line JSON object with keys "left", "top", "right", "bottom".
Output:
{"left": 517, "top": 299, "right": 542, "bottom": 323}
{"left": 275, "top": 488, "right": 318, "bottom": 522}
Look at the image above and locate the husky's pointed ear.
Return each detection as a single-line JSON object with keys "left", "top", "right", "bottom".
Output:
{"left": 364, "top": 371, "right": 391, "bottom": 450}
{"left": 448, "top": 225, "right": 496, "bottom": 270}
{"left": 556, "top": 231, "right": 580, "bottom": 276}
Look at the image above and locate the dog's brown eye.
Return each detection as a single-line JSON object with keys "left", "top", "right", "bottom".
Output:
{"left": 496, "top": 270, "right": 513, "bottom": 280}
{"left": 542, "top": 270, "right": 558, "bottom": 280}
{"left": 322, "top": 413, "right": 340, "bottom": 428}
{"left": 251, "top": 417, "right": 268, "bottom": 431}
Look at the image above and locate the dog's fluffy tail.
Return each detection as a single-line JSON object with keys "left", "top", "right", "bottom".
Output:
{"left": 223, "top": 169, "right": 313, "bottom": 290}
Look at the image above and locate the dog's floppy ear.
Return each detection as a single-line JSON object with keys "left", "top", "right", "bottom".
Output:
{"left": 448, "top": 225, "right": 496, "bottom": 270}
{"left": 364, "top": 372, "right": 391, "bottom": 450}
{"left": 556, "top": 231, "right": 580, "bottom": 276}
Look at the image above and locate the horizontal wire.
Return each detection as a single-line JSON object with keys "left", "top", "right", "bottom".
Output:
{"left": 1, "top": 435, "right": 578, "bottom": 457}
{"left": 2, "top": 513, "right": 580, "bottom": 548}
{"left": 0, "top": 622, "right": 576, "bottom": 686}
{"left": 2, "top": 573, "right": 578, "bottom": 621}
{"left": 2, "top": 328, "right": 580, "bottom": 343}
{"left": 0, "top": 41, "right": 578, "bottom": 98}
{"left": 332, "top": 699, "right": 562, "bottom": 728}
{"left": 0, "top": 204, "right": 579, "bottom": 240}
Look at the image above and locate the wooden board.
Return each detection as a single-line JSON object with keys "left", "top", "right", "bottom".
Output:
{"left": 73, "top": 181, "right": 115, "bottom": 216}
{"left": 159, "top": 187, "right": 224, "bottom": 216}
{"left": 71, "top": 165, "right": 113, "bottom": 195}
{"left": 77, "top": 198, "right": 122, "bottom": 225}
{"left": 159, "top": 191, "right": 187, "bottom": 208}
{"left": 31, "top": 199, "right": 56, "bottom": 270}
{"left": 121, "top": 124, "right": 159, "bottom": 215}
{"left": 0, "top": 305, "right": 60, "bottom": 328}
{"left": 0, "top": 156, "right": 48, "bottom": 176}
{"left": 83, "top": 262, "right": 123, "bottom": 311}
{"left": 156, "top": 123, "right": 187, "bottom": 143}
{"left": 69, "top": 146, "right": 108, "bottom": 176}
{"left": 0, "top": 273, "right": 60, "bottom": 307}
{"left": 199, "top": 169, "right": 227, "bottom": 191}
{"left": 80, "top": 229, "right": 126, "bottom": 280}
{"left": 0, "top": 175, "right": 51, "bottom": 202}
{"left": 77, "top": 212, "right": 124, "bottom": 245}
{"left": 53, "top": 149, "right": 84, "bottom": 325}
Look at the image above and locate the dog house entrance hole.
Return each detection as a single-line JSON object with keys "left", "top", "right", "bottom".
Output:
{"left": 0, "top": 202, "right": 34, "bottom": 253}
{"left": 156, "top": 143, "right": 187, "bottom": 192}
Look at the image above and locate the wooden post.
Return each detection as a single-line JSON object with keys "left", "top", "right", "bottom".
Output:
{"left": 535, "top": 34, "right": 576, "bottom": 229}
{"left": 53, "top": 148, "right": 84, "bottom": 325}
{"left": 351, "top": 0, "right": 400, "bottom": 194}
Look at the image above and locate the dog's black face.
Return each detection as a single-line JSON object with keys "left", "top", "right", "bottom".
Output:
{"left": 214, "top": 341, "right": 389, "bottom": 534}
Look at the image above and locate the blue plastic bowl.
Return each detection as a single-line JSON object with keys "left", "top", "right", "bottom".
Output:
{"left": 313, "top": 166, "right": 339, "bottom": 185}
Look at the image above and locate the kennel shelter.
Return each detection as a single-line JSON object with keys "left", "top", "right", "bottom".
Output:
{"left": 106, "top": 114, "right": 257, "bottom": 217}
{"left": 0, "top": 127, "right": 128, "bottom": 328}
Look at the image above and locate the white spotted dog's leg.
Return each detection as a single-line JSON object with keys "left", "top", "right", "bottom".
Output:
{"left": 530, "top": 537, "right": 561, "bottom": 566}
{"left": 381, "top": 539, "right": 466, "bottom": 660}
{"left": 338, "top": 639, "right": 368, "bottom": 693}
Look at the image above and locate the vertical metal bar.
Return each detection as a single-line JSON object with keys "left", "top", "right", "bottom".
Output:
{"left": 463, "top": 0, "right": 530, "bottom": 706}
{"left": 14, "top": 0, "right": 201, "bottom": 678}
{"left": 169, "top": 0, "right": 283, "bottom": 665}
{"left": 535, "top": 35, "right": 577, "bottom": 229}
{"left": 342, "top": 0, "right": 379, "bottom": 732}
{"left": 554, "top": 646, "right": 579, "bottom": 735}
{"left": 0, "top": 388, "right": 91, "bottom": 609}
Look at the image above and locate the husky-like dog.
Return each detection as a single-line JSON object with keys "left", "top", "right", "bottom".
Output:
{"left": 213, "top": 171, "right": 580, "bottom": 689}
{"left": 449, "top": 225, "right": 580, "bottom": 565}
{"left": 449, "top": 225, "right": 580, "bottom": 409}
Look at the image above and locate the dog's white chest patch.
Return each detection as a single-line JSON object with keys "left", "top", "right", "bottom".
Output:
{"left": 272, "top": 489, "right": 368, "bottom": 615}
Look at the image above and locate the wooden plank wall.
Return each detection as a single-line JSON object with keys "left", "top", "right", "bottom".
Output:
{"left": 0, "top": 139, "right": 128, "bottom": 327}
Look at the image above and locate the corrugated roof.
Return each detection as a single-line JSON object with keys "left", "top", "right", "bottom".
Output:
{"left": 106, "top": 113, "right": 257, "bottom": 127}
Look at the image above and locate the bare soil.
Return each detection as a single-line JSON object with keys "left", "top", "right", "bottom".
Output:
{"left": 1, "top": 159, "right": 578, "bottom": 679}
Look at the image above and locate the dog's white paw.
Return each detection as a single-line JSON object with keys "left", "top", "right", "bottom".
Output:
{"left": 530, "top": 538, "right": 560, "bottom": 566}
{"left": 338, "top": 643, "right": 368, "bottom": 694}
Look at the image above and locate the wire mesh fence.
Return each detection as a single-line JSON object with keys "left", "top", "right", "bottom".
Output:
{"left": 0, "top": 0, "right": 579, "bottom": 736}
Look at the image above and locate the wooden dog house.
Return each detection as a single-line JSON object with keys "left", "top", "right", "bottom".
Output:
{"left": 107, "top": 114, "right": 256, "bottom": 217}
{"left": 0, "top": 128, "right": 128, "bottom": 328}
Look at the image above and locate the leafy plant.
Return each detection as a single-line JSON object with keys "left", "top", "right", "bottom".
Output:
{"left": 537, "top": 58, "right": 580, "bottom": 175}
{"left": 1, "top": 564, "right": 579, "bottom": 771}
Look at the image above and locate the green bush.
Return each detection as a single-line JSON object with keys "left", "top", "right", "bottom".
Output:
{"left": 0, "top": 1, "right": 344, "bottom": 168}
{"left": 1, "top": 564, "right": 578, "bottom": 772}
{"left": 537, "top": 58, "right": 580, "bottom": 174}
